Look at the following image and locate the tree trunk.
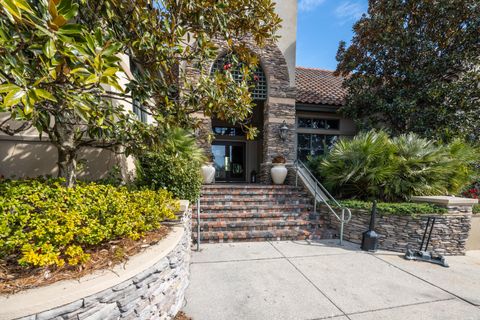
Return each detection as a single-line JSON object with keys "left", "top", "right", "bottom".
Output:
{"left": 58, "top": 147, "right": 77, "bottom": 188}
{"left": 54, "top": 112, "right": 78, "bottom": 188}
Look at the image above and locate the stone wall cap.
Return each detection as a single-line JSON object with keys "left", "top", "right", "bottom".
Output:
{"left": 0, "top": 218, "right": 186, "bottom": 319}
{"left": 412, "top": 196, "right": 478, "bottom": 206}
{"left": 179, "top": 200, "right": 189, "bottom": 212}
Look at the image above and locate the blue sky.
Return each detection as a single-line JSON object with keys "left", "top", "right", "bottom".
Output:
{"left": 296, "top": 0, "right": 368, "bottom": 70}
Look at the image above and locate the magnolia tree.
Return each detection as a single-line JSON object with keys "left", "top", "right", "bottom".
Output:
{"left": 0, "top": 0, "right": 281, "bottom": 186}
{"left": 78, "top": 0, "right": 281, "bottom": 139}
{"left": 336, "top": 0, "right": 480, "bottom": 142}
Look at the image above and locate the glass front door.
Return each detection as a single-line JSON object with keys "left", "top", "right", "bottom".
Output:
{"left": 212, "top": 142, "right": 246, "bottom": 182}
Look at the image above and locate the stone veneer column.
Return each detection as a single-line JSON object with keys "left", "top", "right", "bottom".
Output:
{"left": 256, "top": 39, "right": 296, "bottom": 184}
{"left": 260, "top": 95, "right": 296, "bottom": 184}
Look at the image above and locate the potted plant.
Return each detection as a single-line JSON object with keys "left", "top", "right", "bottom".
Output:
{"left": 201, "top": 154, "right": 216, "bottom": 184}
{"left": 271, "top": 155, "right": 287, "bottom": 185}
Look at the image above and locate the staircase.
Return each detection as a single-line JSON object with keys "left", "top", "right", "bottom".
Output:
{"left": 192, "top": 184, "right": 313, "bottom": 243}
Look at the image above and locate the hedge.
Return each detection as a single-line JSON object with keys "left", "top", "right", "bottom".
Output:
{"left": 329, "top": 199, "right": 447, "bottom": 216}
{"left": 0, "top": 179, "right": 179, "bottom": 268}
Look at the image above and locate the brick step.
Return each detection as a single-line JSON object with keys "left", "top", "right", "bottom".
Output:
{"left": 200, "top": 192, "right": 308, "bottom": 202}
{"left": 193, "top": 219, "right": 310, "bottom": 232}
{"left": 202, "top": 184, "right": 301, "bottom": 190}
{"left": 192, "top": 211, "right": 308, "bottom": 221}
{"left": 198, "top": 196, "right": 311, "bottom": 204}
{"left": 192, "top": 229, "right": 311, "bottom": 243}
{"left": 197, "top": 201, "right": 311, "bottom": 207}
{"left": 201, "top": 190, "right": 308, "bottom": 197}
{"left": 199, "top": 204, "right": 312, "bottom": 212}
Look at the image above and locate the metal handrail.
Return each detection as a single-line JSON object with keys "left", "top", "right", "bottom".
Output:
{"left": 294, "top": 159, "right": 352, "bottom": 245}
{"left": 196, "top": 197, "right": 201, "bottom": 251}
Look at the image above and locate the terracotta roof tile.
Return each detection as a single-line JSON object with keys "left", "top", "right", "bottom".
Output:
{"left": 296, "top": 67, "right": 347, "bottom": 106}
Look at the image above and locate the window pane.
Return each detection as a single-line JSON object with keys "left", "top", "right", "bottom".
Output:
{"left": 297, "top": 148, "right": 311, "bottom": 161}
{"left": 297, "top": 133, "right": 310, "bottom": 148}
{"left": 312, "top": 119, "right": 325, "bottom": 129}
{"left": 325, "top": 135, "right": 339, "bottom": 151}
{"left": 325, "top": 120, "right": 340, "bottom": 130}
{"left": 212, "top": 127, "right": 244, "bottom": 136}
{"left": 298, "top": 117, "right": 340, "bottom": 130}
{"left": 311, "top": 134, "right": 325, "bottom": 156}
{"left": 298, "top": 118, "right": 312, "bottom": 128}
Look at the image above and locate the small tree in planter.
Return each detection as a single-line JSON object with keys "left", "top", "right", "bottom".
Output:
{"left": 271, "top": 155, "right": 287, "bottom": 185}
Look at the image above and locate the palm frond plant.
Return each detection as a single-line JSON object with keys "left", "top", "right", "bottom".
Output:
{"left": 316, "top": 130, "right": 478, "bottom": 202}
{"left": 320, "top": 130, "right": 396, "bottom": 200}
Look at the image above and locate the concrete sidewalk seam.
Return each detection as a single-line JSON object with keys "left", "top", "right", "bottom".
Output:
{"left": 344, "top": 297, "right": 456, "bottom": 317}
{"left": 190, "top": 256, "right": 285, "bottom": 264}
{"left": 370, "top": 253, "right": 478, "bottom": 307}
{"left": 268, "top": 241, "right": 352, "bottom": 320}
{"left": 191, "top": 252, "right": 359, "bottom": 265}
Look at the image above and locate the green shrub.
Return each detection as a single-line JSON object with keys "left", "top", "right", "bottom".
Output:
{"left": 330, "top": 200, "right": 447, "bottom": 216}
{"left": 0, "top": 179, "right": 178, "bottom": 268}
{"left": 137, "top": 152, "right": 202, "bottom": 201}
{"left": 136, "top": 127, "right": 204, "bottom": 201}
{"left": 316, "top": 130, "right": 478, "bottom": 201}
{"left": 473, "top": 205, "right": 479, "bottom": 214}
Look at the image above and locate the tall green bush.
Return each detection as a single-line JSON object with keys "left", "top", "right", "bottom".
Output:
{"left": 0, "top": 179, "right": 178, "bottom": 268}
{"left": 315, "top": 130, "right": 478, "bottom": 201}
{"left": 136, "top": 127, "right": 204, "bottom": 201}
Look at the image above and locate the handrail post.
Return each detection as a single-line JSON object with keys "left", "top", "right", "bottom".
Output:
{"left": 340, "top": 208, "right": 345, "bottom": 246}
{"left": 295, "top": 162, "right": 298, "bottom": 187}
{"left": 197, "top": 197, "right": 201, "bottom": 251}
{"left": 314, "top": 184, "right": 317, "bottom": 214}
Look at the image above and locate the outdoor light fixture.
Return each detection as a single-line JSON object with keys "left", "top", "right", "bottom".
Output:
{"left": 279, "top": 121, "right": 289, "bottom": 141}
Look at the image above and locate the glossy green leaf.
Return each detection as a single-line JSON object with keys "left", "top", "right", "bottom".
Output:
{"left": 43, "top": 39, "right": 56, "bottom": 59}
{"left": 4, "top": 89, "right": 26, "bottom": 107}
{"left": 34, "top": 89, "right": 57, "bottom": 102}
{"left": 0, "top": 83, "right": 20, "bottom": 93}
{"left": 103, "top": 67, "right": 118, "bottom": 77}
{"left": 57, "top": 24, "right": 83, "bottom": 35}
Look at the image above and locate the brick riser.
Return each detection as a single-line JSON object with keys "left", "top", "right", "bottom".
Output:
{"left": 193, "top": 184, "right": 314, "bottom": 243}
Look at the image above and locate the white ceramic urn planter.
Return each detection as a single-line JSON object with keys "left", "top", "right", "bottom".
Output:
{"left": 271, "top": 163, "right": 288, "bottom": 185}
{"left": 201, "top": 163, "right": 215, "bottom": 184}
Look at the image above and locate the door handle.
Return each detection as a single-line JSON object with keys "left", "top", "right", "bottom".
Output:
{"left": 224, "top": 156, "right": 231, "bottom": 171}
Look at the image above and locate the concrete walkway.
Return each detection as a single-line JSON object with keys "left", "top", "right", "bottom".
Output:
{"left": 183, "top": 240, "right": 480, "bottom": 320}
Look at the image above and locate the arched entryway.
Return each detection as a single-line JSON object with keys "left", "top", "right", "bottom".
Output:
{"left": 209, "top": 53, "right": 267, "bottom": 183}
{"left": 192, "top": 39, "right": 296, "bottom": 184}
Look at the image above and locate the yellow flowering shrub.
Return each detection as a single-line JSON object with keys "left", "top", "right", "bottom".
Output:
{"left": 0, "top": 179, "right": 178, "bottom": 268}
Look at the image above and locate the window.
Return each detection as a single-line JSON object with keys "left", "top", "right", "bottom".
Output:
{"left": 133, "top": 100, "right": 148, "bottom": 123}
{"left": 211, "top": 54, "right": 267, "bottom": 101}
{"left": 298, "top": 117, "right": 340, "bottom": 130}
{"left": 130, "top": 58, "right": 148, "bottom": 123}
{"left": 212, "top": 126, "right": 245, "bottom": 137}
{"left": 297, "top": 133, "right": 338, "bottom": 161}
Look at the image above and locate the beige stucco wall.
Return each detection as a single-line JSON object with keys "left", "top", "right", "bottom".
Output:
{"left": 0, "top": 54, "right": 138, "bottom": 181}
{"left": 467, "top": 215, "right": 480, "bottom": 251}
{"left": 274, "top": 0, "right": 297, "bottom": 87}
{"left": 0, "top": 136, "right": 123, "bottom": 180}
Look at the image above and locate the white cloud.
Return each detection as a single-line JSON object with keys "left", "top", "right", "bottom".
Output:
{"left": 298, "top": 0, "right": 327, "bottom": 12}
{"left": 335, "top": 1, "right": 366, "bottom": 23}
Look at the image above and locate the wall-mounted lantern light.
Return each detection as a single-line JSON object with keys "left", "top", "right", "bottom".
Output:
{"left": 279, "top": 121, "right": 289, "bottom": 141}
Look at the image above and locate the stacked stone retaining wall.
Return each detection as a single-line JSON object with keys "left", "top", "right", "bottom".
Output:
{"left": 322, "top": 205, "right": 472, "bottom": 255}
{"left": 4, "top": 209, "right": 192, "bottom": 320}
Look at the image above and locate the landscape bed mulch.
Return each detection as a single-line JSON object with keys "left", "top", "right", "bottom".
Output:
{"left": 174, "top": 311, "right": 193, "bottom": 320}
{"left": 0, "top": 226, "right": 171, "bottom": 295}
